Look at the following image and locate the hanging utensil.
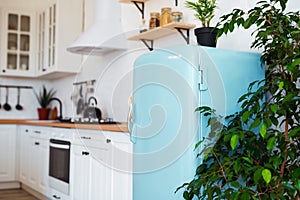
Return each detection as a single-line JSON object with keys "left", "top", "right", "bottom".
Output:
{"left": 15, "top": 87, "right": 23, "bottom": 110}
{"left": 76, "top": 85, "right": 85, "bottom": 114}
{"left": 3, "top": 87, "right": 11, "bottom": 111}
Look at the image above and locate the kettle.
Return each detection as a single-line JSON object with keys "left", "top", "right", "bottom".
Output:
{"left": 83, "top": 96, "right": 102, "bottom": 119}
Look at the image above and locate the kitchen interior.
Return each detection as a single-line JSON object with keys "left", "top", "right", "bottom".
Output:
{"left": 0, "top": 0, "right": 299, "bottom": 200}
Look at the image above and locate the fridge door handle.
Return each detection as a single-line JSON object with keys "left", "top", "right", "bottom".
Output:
{"left": 127, "top": 96, "right": 137, "bottom": 144}
{"left": 199, "top": 67, "right": 208, "bottom": 91}
{"left": 130, "top": 124, "right": 137, "bottom": 144}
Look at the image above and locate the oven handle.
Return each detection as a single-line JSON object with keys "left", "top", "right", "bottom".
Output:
{"left": 50, "top": 143, "right": 70, "bottom": 149}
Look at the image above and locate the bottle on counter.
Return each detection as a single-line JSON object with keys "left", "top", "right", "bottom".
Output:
{"left": 149, "top": 12, "right": 160, "bottom": 30}
{"left": 171, "top": 11, "right": 183, "bottom": 22}
{"left": 139, "top": 19, "right": 148, "bottom": 33}
{"left": 160, "top": 7, "right": 172, "bottom": 26}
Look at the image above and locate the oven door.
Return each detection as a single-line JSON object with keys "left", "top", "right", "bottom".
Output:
{"left": 49, "top": 139, "right": 71, "bottom": 195}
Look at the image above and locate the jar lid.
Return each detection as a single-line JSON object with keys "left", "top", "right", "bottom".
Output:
{"left": 171, "top": 11, "right": 183, "bottom": 15}
{"left": 161, "top": 7, "right": 172, "bottom": 12}
{"left": 150, "top": 12, "right": 160, "bottom": 16}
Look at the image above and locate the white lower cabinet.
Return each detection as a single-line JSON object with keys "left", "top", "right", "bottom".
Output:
{"left": 72, "top": 133, "right": 110, "bottom": 200}
{"left": 18, "top": 125, "right": 132, "bottom": 200}
{"left": 72, "top": 144, "right": 90, "bottom": 200}
{"left": 0, "top": 125, "right": 17, "bottom": 182}
{"left": 72, "top": 130, "right": 132, "bottom": 200}
{"left": 18, "top": 126, "right": 50, "bottom": 198}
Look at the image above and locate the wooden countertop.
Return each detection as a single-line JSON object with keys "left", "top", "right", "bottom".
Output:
{"left": 0, "top": 119, "right": 128, "bottom": 132}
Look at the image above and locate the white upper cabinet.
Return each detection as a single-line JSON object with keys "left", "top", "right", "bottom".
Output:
{"left": 36, "top": 0, "right": 83, "bottom": 79}
{"left": 0, "top": 9, "right": 36, "bottom": 77}
{"left": 0, "top": 0, "right": 83, "bottom": 79}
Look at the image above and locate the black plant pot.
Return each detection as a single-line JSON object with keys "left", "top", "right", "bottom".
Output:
{"left": 194, "top": 27, "right": 219, "bottom": 47}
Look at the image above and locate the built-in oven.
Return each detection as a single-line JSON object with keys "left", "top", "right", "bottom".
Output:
{"left": 49, "top": 139, "right": 71, "bottom": 195}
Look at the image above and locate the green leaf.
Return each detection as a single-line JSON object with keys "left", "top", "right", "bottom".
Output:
{"left": 231, "top": 181, "right": 241, "bottom": 188}
{"left": 278, "top": 81, "right": 284, "bottom": 90}
{"left": 242, "top": 157, "right": 253, "bottom": 164}
{"left": 260, "top": 124, "right": 267, "bottom": 138}
{"left": 262, "top": 169, "right": 272, "bottom": 185}
{"left": 240, "top": 191, "right": 250, "bottom": 199}
{"left": 267, "top": 137, "right": 276, "bottom": 151}
{"left": 233, "top": 161, "right": 240, "bottom": 174}
{"left": 250, "top": 118, "right": 261, "bottom": 129}
{"left": 242, "top": 111, "right": 250, "bottom": 122}
{"left": 292, "top": 168, "right": 300, "bottom": 179}
{"left": 289, "top": 127, "right": 300, "bottom": 137}
{"left": 295, "top": 180, "right": 300, "bottom": 191}
{"left": 233, "top": 192, "right": 240, "bottom": 200}
{"left": 270, "top": 104, "right": 278, "bottom": 114}
{"left": 230, "top": 134, "right": 239, "bottom": 150}
{"left": 254, "top": 169, "right": 262, "bottom": 183}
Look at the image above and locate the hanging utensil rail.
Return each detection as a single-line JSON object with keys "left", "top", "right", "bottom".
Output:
{"left": 0, "top": 85, "right": 33, "bottom": 89}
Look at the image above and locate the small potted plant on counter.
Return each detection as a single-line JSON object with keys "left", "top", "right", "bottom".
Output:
{"left": 34, "top": 85, "right": 56, "bottom": 120}
{"left": 185, "top": 0, "right": 218, "bottom": 47}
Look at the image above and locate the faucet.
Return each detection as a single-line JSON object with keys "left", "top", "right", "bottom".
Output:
{"left": 50, "top": 97, "right": 63, "bottom": 120}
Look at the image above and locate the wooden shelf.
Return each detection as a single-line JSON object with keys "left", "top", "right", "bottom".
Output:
{"left": 128, "top": 22, "right": 196, "bottom": 42}
{"left": 119, "top": 0, "right": 148, "bottom": 3}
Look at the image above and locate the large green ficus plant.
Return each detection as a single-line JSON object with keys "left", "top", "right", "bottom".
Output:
{"left": 177, "top": 0, "right": 300, "bottom": 199}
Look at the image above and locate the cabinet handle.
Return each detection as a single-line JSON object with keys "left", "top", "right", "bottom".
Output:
{"left": 42, "top": 68, "right": 46, "bottom": 72}
{"left": 34, "top": 131, "right": 41, "bottom": 134}
{"left": 2, "top": 69, "right": 5, "bottom": 73}
{"left": 81, "top": 136, "right": 91, "bottom": 140}
{"left": 52, "top": 195, "right": 61, "bottom": 199}
{"left": 106, "top": 139, "right": 111, "bottom": 143}
{"left": 82, "top": 151, "right": 89, "bottom": 156}
{"left": 25, "top": 129, "right": 29, "bottom": 132}
{"left": 35, "top": 142, "right": 40, "bottom": 145}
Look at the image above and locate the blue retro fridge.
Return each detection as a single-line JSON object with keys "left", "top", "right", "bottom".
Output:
{"left": 129, "top": 45, "right": 265, "bottom": 200}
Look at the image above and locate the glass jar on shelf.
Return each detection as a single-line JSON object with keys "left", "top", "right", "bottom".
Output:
{"left": 171, "top": 11, "right": 183, "bottom": 22}
{"left": 149, "top": 12, "right": 160, "bottom": 30}
{"left": 160, "top": 7, "right": 172, "bottom": 26}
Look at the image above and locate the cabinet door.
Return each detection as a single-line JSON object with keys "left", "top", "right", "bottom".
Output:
{"left": 36, "top": 0, "right": 82, "bottom": 78}
{"left": 19, "top": 126, "right": 50, "bottom": 197}
{"left": 27, "top": 137, "right": 40, "bottom": 188}
{"left": 72, "top": 144, "right": 90, "bottom": 200}
{"left": 36, "top": 138, "right": 49, "bottom": 196}
{"left": 89, "top": 146, "right": 110, "bottom": 200}
{"left": 19, "top": 127, "right": 30, "bottom": 184}
{"left": 110, "top": 140, "right": 132, "bottom": 200}
{"left": 0, "top": 125, "right": 17, "bottom": 182}
{"left": 0, "top": 9, "right": 36, "bottom": 77}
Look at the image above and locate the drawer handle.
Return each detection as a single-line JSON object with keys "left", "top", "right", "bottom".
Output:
{"left": 82, "top": 151, "right": 90, "bottom": 156}
{"left": 25, "top": 129, "right": 29, "bottom": 132}
{"left": 35, "top": 142, "right": 40, "bottom": 145}
{"left": 106, "top": 139, "right": 111, "bottom": 143}
{"left": 53, "top": 195, "right": 61, "bottom": 199}
{"left": 34, "top": 131, "right": 41, "bottom": 134}
{"left": 81, "top": 136, "right": 91, "bottom": 140}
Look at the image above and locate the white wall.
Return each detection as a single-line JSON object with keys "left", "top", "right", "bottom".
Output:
{"left": 0, "top": 0, "right": 299, "bottom": 121}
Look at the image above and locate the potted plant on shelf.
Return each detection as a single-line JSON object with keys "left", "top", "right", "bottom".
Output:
{"left": 34, "top": 85, "right": 56, "bottom": 120}
{"left": 185, "top": 0, "right": 218, "bottom": 47}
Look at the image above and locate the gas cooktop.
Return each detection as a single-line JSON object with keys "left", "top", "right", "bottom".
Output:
{"left": 58, "top": 118, "right": 121, "bottom": 125}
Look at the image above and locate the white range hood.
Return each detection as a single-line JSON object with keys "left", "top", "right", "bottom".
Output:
{"left": 67, "top": 0, "right": 127, "bottom": 55}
